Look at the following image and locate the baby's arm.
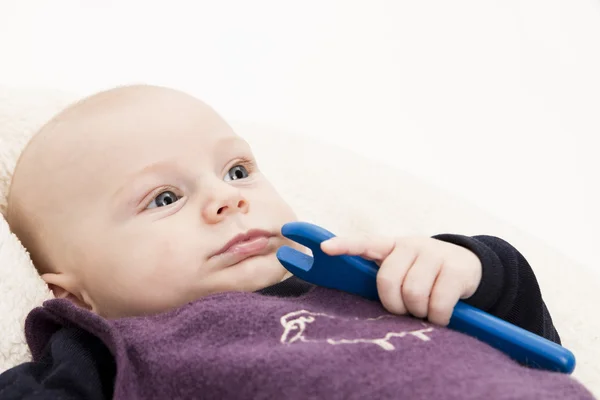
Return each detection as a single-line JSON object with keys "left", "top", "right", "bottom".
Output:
{"left": 0, "top": 326, "right": 115, "bottom": 399}
{"left": 433, "top": 234, "right": 560, "bottom": 344}
{"left": 321, "top": 233, "right": 560, "bottom": 344}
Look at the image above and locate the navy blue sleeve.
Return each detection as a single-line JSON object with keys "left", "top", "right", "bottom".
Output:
{"left": 433, "top": 234, "right": 561, "bottom": 345}
{"left": 0, "top": 326, "right": 115, "bottom": 400}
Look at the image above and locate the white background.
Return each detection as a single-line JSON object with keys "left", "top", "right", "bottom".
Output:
{"left": 1, "top": 0, "right": 599, "bottom": 275}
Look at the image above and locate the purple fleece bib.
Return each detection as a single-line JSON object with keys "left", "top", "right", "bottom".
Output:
{"left": 25, "top": 283, "right": 594, "bottom": 399}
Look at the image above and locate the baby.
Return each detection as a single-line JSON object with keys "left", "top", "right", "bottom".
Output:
{"left": 0, "top": 85, "right": 594, "bottom": 399}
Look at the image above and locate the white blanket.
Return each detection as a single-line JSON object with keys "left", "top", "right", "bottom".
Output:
{"left": 1, "top": 86, "right": 598, "bottom": 396}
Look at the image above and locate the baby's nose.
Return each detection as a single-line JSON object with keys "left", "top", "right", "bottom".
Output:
{"left": 216, "top": 198, "right": 248, "bottom": 216}
{"left": 202, "top": 191, "right": 249, "bottom": 224}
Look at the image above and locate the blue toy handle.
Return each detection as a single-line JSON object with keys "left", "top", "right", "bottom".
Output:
{"left": 449, "top": 302, "right": 575, "bottom": 373}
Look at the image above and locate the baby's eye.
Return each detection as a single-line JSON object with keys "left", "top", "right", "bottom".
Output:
{"left": 147, "top": 190, "right": 181, "bottom": 209}
{"left": 224, "top": 165, "right": 249, "bottom": 182}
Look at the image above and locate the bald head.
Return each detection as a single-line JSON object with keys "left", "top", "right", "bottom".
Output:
{"left": 5, "top": 84, "right": 299, "bottom": 318}
{"left": 6, "top": 85, "right": 223, "bottom": 273}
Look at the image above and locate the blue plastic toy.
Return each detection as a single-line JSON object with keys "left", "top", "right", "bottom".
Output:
{"left": 276, "top": 221, "right": 576, "bottom": 374}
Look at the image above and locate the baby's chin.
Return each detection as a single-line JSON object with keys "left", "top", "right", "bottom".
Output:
{"left": 220, "top": 251, "right": 290, "bottom": 292}
{"left": 164, "top": 252, "right": 290, "bottom": 306}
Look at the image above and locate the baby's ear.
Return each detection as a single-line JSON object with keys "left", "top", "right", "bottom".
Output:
{"left": 45, "top": 282, "right": 71, "bottom": 299}
{"left": 41, "top": 273, "right": 92, "bottom": 310}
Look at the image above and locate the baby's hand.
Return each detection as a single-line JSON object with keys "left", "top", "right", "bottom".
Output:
{"left": 321, "top": 235, "right": 482, "bottom": 326}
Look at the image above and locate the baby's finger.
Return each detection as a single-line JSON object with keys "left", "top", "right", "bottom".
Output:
{"left": 321, "top": 236, "right": 395, "bottom": 261}
{"left": 376, "top": 247, "right": 417, "bottom": 315}
{"left": 401, "top": 255, "right": 442, "bottom": 319}
{"left": 427, "top": 267, "right": 462, "bottom": 326}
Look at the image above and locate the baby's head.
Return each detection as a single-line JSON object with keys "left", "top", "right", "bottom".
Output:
{"left": 6, "top": 85, "right": 302, "bottom": 318}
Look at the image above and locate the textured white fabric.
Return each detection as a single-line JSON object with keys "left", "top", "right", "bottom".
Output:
{"left": 0, "top": 86, "right": 598, "bottom": 396}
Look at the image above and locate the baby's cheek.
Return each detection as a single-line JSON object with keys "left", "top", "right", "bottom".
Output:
{"left": 260, "top": 184, "right": 298, "bottom": 222}
{"left": 105, "top": 238, "right": 196, "bottom": 316}
{"left": 141, "top": 235, "right": 201, "bottom": 286}
{"left": 83, "top": 226, "right": 196, "bottom": 317}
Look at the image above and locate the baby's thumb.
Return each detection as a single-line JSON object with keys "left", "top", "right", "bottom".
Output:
{"left": 320, "top": 237, "right": 345, "bottom": 255}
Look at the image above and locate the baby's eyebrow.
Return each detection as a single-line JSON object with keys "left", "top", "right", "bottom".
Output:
{"left": 215, "top": 136, "right": 251, "bottom": 151}
{"left": 112, "top": 160, "right": 181, "bottom": 205}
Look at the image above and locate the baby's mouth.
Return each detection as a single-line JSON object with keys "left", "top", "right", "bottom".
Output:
{"left": 224, "top": 235, "right": 270, "bottom": 255}
{"left": 211, "top": 229, "right": 276, "bottom": 263}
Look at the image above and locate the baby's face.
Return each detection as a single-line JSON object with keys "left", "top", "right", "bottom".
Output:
{"left": 9, "top": 86, "right": 301, "bottom": 318}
